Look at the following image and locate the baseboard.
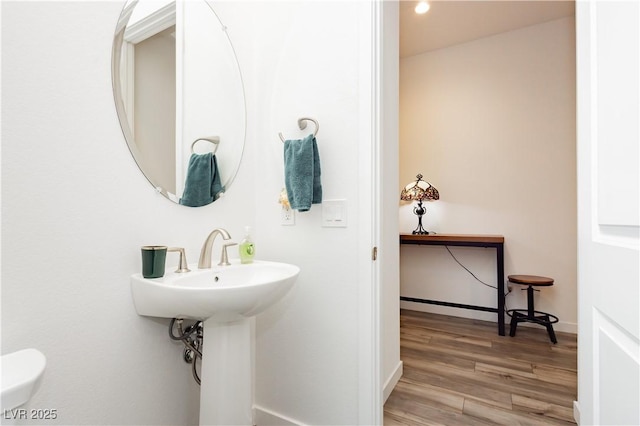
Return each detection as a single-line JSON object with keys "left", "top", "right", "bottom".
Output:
{"left": 253, "top": 405, "right": 304, "bottom": 426}
{"left": 253, "top": 368, "right": 404, "bottom": 426}
{"left": 383, "top": 360, "right": 403, "bottom": 402}
{"left": 514, "top": 319, "right": 577, "bottom": 334}
{"left": 400, "top": 304, "right": 578, "bottom": 334}
{"left": 253, "top": 363, "right": 403, "bottom": 425}
{"left": 547, "top": 320, "right": 576, "bottom": 334}
{"left": 573, "top": 401, "right": 580, "bottom": 424}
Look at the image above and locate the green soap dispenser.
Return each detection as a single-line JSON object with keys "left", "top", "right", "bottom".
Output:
{"left": 239, "top": 226, "right": 255, "bottom": 264}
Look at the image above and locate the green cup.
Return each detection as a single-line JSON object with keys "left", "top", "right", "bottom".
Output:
{"left": 141, "top": 245, "right": 168, "bottom": 278}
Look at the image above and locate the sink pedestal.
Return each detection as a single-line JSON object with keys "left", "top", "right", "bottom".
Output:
{"left": 200, "top": 318, "right": 252, "bottom": 426}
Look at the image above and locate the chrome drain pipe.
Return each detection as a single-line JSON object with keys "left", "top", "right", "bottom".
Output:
{"left": 169, "top": 318, "right": 203, "bottom": 385}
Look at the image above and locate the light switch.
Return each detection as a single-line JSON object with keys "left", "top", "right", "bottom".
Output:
{"left": 322, "top": 199, "right": 347, "bottom": 227}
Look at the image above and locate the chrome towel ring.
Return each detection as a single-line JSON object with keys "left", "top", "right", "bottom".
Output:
{"left": 191, "top": 136, "right": 220, "bottom": 154}
{"left": 279, "top": 117, "right": 319, "bottom": 143}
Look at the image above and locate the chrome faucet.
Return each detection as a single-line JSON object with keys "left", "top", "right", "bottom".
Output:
{"left": 198, "top": 228, "right": 233, "bottom": 269}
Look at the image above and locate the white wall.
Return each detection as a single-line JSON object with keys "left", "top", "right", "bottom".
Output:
{"left": 1, "top": 3, "right": 215, "bottom": 424}
{"left": 399, "top": 17, "right": 577, "bottom": 332}
{"left": 214, "top": 2, "right": 385, "bottom": 423}
{"left": 1, "top": 1, "right": 386, "bottom": 425}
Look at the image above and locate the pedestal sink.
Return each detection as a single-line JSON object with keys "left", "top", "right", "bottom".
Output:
{"left": 130, "top": 260, "right": 299, "bottom": 426}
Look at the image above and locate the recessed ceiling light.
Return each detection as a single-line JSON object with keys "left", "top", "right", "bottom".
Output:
{"left": 415, "top": 1, "right": 430, "bottom": 14}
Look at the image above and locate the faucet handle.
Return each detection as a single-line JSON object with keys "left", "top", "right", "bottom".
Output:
{"left": 168, "top": 247, "right": 191, "bottom": 273}
{"left": 219, "top": 242, "right": 238, "bottom": 266}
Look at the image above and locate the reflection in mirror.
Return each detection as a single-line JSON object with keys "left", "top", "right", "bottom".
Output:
{"left": 112, "top": 0, "right": 246, "bottom": 206}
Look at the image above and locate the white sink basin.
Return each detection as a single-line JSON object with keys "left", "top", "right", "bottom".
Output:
{"left": 1, "top": 349, "right": 46, "bottom": 410}
{"left": 130, "top": 260, "right": 299, "bottom": 322}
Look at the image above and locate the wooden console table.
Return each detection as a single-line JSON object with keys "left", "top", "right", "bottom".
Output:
{"left": 400, "top": 233, "right": 506, "bottom": 336}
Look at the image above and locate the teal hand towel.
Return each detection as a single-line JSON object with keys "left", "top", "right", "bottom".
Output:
{"left": 179, "top": 153, "right": 224, "bottom": 207}
{"left": 284, "top": 134, "right": 322, "bottom": 212}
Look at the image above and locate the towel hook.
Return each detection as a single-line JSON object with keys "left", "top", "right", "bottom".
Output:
{"left": 191, "top": 136, "right": 220, "bottom": 154}
{"left": 279, "top": 117, "right": 319, "bottom": 143}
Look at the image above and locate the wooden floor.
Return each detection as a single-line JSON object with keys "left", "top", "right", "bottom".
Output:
{"left": 384, "top": 310, "right": 577, "bottom": 425}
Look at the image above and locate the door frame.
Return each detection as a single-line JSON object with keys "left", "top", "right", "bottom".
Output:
{"left": 359, "top": 1, "right": 400, "bottom": 423}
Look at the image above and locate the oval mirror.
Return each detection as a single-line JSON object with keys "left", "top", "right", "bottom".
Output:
{"left": 112, "top": 0, "right": 246, "bottom": 206}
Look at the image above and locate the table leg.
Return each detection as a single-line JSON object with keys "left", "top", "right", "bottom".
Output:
{"left": 497, "top": 244, "right": 505, "bottom": 336}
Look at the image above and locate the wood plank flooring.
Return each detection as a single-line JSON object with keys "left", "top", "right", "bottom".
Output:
{"left": 384, "top": 310, "right": 577, "bottom": 425}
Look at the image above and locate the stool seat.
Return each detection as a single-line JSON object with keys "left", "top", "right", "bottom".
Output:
{"left": 508, "top": 275, "right": 554, "bottom": 286}
{"left": 507, "top": 274, "right": 558, "bottom": 344}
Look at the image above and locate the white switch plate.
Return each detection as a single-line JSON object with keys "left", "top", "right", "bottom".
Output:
{"left": 281, "top": 208, "right": 295, "bottom": 226}
{"left": 322, "top": 199, "right": 347, "bottom": 227}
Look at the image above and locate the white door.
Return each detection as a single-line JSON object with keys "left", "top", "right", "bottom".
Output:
{"left": 576, "top": 1, "right": 640, "bottom": 425}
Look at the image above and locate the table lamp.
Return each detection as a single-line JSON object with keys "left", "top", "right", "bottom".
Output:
{"left": 400, "top": 173, "right": 439, "bottom": 235}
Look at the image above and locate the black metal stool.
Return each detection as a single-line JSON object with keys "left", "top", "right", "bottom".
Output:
{"left": 507, "top": 274, "right": 559, "bottom": 343}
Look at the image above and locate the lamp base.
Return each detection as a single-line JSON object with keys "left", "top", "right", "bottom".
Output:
{"left": 412, "top": 228, "right": 431, "bottom": 235}
{"left": 412, "top": 201, "right": 431, "bottom": 235}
